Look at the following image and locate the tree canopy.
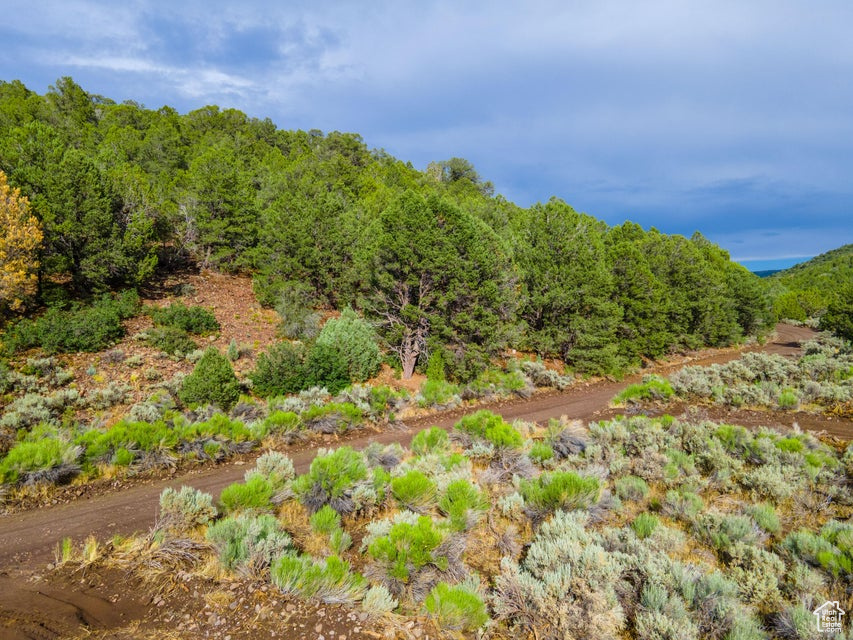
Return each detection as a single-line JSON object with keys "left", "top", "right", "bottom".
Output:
{"left": 0, "top": 77, "right": 776, "bottom": 374}
{"left": 0, "top": 170, "right": 42, "bottom": 315}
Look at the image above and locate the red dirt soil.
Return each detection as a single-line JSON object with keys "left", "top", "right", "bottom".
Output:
{"left": 0, "top": 323, "right": 849, "bottom": 639}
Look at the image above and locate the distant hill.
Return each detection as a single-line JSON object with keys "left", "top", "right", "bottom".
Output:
{"left": 753, "top": 269, "right": 782, "bottom": 278}
{"left": 768, "top": 244, "right": 853, "bottom": 293}
{"left": 766, "top": 244, "right": 853, "bottom": 320}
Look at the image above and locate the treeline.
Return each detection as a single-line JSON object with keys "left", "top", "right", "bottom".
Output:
{"left": 0, "top": 78, "right": 769, "bottom": 378}
{"left": 764, "top": 245, "right": 853, "bottom": 334}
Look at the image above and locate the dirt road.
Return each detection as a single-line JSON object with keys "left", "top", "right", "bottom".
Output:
{"left": 0, "top": 324, "right": 838, "bottom": 571}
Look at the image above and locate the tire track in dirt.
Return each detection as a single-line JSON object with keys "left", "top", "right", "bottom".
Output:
{"left": 0, "top": 324, "right": 842, "bottom": 571}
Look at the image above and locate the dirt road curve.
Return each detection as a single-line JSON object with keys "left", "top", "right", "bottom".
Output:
{"left": 0, "top": 324, "right": 841, "bottom": 571}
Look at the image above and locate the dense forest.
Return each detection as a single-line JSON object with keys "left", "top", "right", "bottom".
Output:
{"left": 764, "top": 245, "right": 853, "bottom": 338}
{"left": 0, "top": 77, "right": 770, "bottom": 379}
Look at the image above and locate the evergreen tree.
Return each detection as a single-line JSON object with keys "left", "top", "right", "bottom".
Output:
{"left": 365, "top": 191, "right": 515, "bottom": 379}
{"left": 819, "top": 284, "right": 853, "bottom": 341}
{"left": 515, "top": 198, "right": 621, "bottom": 374}
{"left": 606, "top": 223, "right": 672, "bottom": 362}
{"left": 316, "top": 307, "right": 382, "bottom": 382}
{"left": 180, "top": 347, "right": 241, "bottom": 410}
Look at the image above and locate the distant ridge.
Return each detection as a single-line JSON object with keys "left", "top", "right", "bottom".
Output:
{"left": 767, "top": 244, "right": 853, "bottom": 292}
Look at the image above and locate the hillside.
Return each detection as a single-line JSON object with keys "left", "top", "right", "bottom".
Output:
{"left": 0, "top": 78, "right": 852, "bottom": 640}
{"left": 769, "top": 244, "right": 853, "bottom": 292}
{"left": 766, "top": 244, "right": 853, "bottom": 321}
{"left": 0, "top": 77, "right": 770, "bottom": 379}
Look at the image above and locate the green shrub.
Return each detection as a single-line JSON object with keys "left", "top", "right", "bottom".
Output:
{"left": 176, "top": 413, "right": 252, "bottom": 443}
{"left": 748, "top": 502, "right": 780, "bottom": 535}
{"left": 301, "top": 402, "right": 364, "bottom": 434}
{"left": 632, "top": 513, "right": 660, "bottom": 539}
{"left": 439, "top": 479, "right": 486, "bottom": 531}
{"left": 271, "top": 553, "right": 365, "bottom": 603}
{"left": 260, "top": 410, "right": 301, "bottom": 436}
{"left": 818, "top": 521, "right": 853, "bottom": 576}
{"left": 304, "top": 343, "right": 351, "bottom": 394}
{"left": 803, "top": 448, "right": 838, "bottom": 474}
{"left": 424, "top": 582, "right": 489, "bottom": 631}
{"left": 143, "top": 326, "right": 198, "bottom": 355}
{"left": 158, "top": 486, "right": 217, "bottom": 530}
{"left": 425, "top": 351, "right": 446, "bottom": 381}
{"left": 785, "top": 522, "right": 853, "bottom": 577}
{"left": 219, "top": 475, "right": 274, "bottom": 514}
{"left": 454, "top": 410, "right": 522, "bottom": 449}
{"left": 329, "top": 528, "right": 353, "bottom": 554}
{"left": 78, "top": 419, "right": 178, "bottom": 463}
{"left": 662, "top": 489, "right": 704, "bottom": 520}
{"left": 292, "top": 447, "right": 368, "bottom": 514}
{"left": 5, "top": 293, "right": 137, "bottom": 354}
{"left": 714, "top": 423, "right": 753, "bottom": 455}
{"left": 368, "top": 515, "right": 447, "bottom": 582}
{"left": 315, "top": 308, "right": 382, "bottom": 382}
{"left": 310, "top": 505, "right": 342, "bottom": 535}
{"left": 520, "top": 471, "right": 600, "bottom": 514}
{"left": 777, "top": 388, "right": 800, "bottom": 409}
{"left": 663, "top": 449, "right": 696, "bottom": 480}
{"left": 271, "top": 282, "right": 321, "bottom": 341}
{"left": 207, "top": 513, "right": 292, "bottom": 571}
{"left": 112, "top": 447, "right": 134, "bottom": 466}
{"left": 391, "top": 470, "right": 437, "bottom": 511}
{"left": 529, "top": 441, "right": 554, "bottom": 464}
{"left": 467, "top": 367, "right": 527, "bottom": 396}
{"left": 613, "top": 375, "right": 674, "bottom": 404}
{"left": 614, "top": 475, "right": 650, "bottom": 502}
{"left": 694, "top": 513, "right": 756, "bottom": 553}
{"left": 179, "top": 347, "right": 241, "bottom": 410}
{"left": 417, "top": 378, "right": 460, "bottom": 407}
{"left": 774, "top": 436, "right": 805, "bottom": 453}
{"left": 0, "top": 438, "right": 80, "bottom": 484}
{"left": 149, "top": 302, "right": 219, "bottom": 335}
{"left": 309, "top": 505, "right": 352, "bottom": 553}
{"left": 250, "top": 342, "right": 307, "bottom": 397}
{"left": 819, "top": 283, "right": 853, "bottom": 341}
{"left": 410, "top": 427, "right": 450, "bottom": 455}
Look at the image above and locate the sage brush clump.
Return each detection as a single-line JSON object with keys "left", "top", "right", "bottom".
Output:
{"left": 158, "top": 486, "right": 217, "bottom": 531}
{"left": 207, "top": 513, "right": 292, "bottom": 572}
{"left": 292, "top": 446, "right": 368, "bottom": 514}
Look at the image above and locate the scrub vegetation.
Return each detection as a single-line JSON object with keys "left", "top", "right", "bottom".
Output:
{"left": 0, "top": 77, "right": 769, "bottom": 383}
{"left": 73, "top": 412, "right": 852, "bottom": 639}
{"left": 616, "top": 335, "right": 853, "bottom": 417}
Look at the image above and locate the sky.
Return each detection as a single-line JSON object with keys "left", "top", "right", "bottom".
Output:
{"left": 2, "top": 1, "right": 852, "bottom": 271}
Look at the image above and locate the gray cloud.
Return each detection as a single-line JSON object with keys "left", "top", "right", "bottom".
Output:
{"left": 2, "top": 0, "right": 852, "bottom": 264}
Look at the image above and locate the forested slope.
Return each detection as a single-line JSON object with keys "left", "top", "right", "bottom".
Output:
{"left": 765, "top": 245, "right": 853, "bottom": 325}
{"left": 0, "top": 77, "right": 769, "bottom": 378}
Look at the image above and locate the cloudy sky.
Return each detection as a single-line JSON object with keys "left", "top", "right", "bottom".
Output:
{"left": 2, "top": 1, "right": 851, "bottom": 270}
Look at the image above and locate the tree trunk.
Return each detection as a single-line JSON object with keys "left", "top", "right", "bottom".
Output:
{"left": 399, "top": 317, "right": 429, "bottom": 379}
{"left": 401, "top": 346, "right": 418, "bottom": 379}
